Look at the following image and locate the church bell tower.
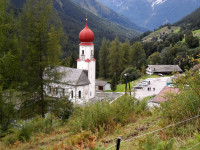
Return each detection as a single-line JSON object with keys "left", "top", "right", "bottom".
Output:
{"left": 77, "top": 19, "right": 96, "bottom": 99}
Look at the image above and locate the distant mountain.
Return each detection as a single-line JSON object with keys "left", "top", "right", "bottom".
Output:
{"left": 98, "top": 0, "right": 200, "bottom": 30}
{"left": 70, "top": 0, "right": 146, "bottom": 32}
{"left": 175, "top": 7, "right": 200, "bottom": 31}
{"left": 10, "top": 0, "right": 139, "bottom": 54}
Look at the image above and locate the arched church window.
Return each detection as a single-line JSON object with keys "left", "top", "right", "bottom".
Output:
{"left": 71, "top": 90, "right": 73, "bottom": 98}
{"left": 79, "top": 91, "right": 81, "bottom": 98}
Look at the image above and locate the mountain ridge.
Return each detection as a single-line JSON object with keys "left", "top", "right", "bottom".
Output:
{"left": 70, "top": 0, "right": 146, "bottom": 32}
{"left": 10, "top": 0, "right": 139, "bottom": 53}
{"left": 98, "top": 0, "right": 200, "bottom": 30}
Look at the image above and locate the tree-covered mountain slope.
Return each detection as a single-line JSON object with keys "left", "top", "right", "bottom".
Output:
{"left": 175, "top": 7, "right": 200, "bottom": 31}
{"left": 10, "top": 0, "right": 139, "bottom": 53}
{"left": 70, "top": 0, "right": 146, "bottom": 32}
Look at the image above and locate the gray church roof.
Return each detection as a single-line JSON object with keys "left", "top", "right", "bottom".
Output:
{"left": 148, "top": 65, "right": 182, "bottom": 73}
{"left": 54, "top": 67, "right": 90, "bottom": 86}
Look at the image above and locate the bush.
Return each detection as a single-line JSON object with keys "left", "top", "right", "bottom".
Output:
{"left": 17, "top": 126, "right": 31, "bottom": 142}
{"left": 3, "top": 134, "right": 18, "bottom": 145}
{"left": 50, "top": 96, "right": 74, "bottom": 120}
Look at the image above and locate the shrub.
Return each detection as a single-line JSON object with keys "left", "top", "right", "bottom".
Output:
{"left": 50, "top": 96, "right": 74, "bottom": 120}
{"left": 67, "top": 101, "right": 112, "bottom": 133}
{"left": 17, "top": 126, "right": 31, "bottom": 142}
{"left": 160, "top": 71, "right": 200, "bottom": 122}
{"left": 69, "top": 130, "right": 96, "bottom": 150}
{"left": 3, "top": 134, "right": 18, "bottom": 145}
{"left": 111, "top": 95, "right": 136, "bottom": 124}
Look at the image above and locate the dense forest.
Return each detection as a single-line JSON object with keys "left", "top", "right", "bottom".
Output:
{"left": 175, "top": 7, "right": 200, "bottom": 31}
{"left": 98, "top": 26, "right": 200, "bottom": 81}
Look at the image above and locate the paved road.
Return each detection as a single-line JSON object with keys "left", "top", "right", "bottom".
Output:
{"left": 134, "top": 77, "right": 170, "bottom": 100}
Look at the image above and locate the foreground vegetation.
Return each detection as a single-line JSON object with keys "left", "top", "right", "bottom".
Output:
{"left": 1, "top": 69, "right": 200, "bottom": 150}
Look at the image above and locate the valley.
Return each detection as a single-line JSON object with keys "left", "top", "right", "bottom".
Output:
{"left": 0, "top": 0, "right": 200, "bottom": 150}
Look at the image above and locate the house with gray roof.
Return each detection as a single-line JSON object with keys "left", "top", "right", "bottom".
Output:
{"left": 95, "top": 80, "right": 111, "bottom": 91}
{"left": 146, "top": 65, "right": 182, "bottom": 75}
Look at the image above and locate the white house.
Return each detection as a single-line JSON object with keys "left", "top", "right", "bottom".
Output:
{"left": 146, "top": 65, "right": 182, "bottom": 75}
{"left": 46, "top": 19, "right": 96, "bottom": 104}
{"left": 95, "top": 80, "right": 111, "bottom": 91}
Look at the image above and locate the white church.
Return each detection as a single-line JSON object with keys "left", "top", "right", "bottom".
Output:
{"left": 46, "top": 19, "right": 96, "bottom": 104}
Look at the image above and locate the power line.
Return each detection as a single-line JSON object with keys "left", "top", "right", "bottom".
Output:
{"left": 105, "top": 115, "right": 200, "bottom": 150}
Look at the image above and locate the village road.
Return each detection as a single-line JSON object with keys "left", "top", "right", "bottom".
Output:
{"left": 134, "top": 77, "right": 170, "bottom": 100}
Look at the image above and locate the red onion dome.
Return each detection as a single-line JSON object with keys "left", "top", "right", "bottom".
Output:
{"left": 79, "top": 19, "right": 94, "bottom": 43}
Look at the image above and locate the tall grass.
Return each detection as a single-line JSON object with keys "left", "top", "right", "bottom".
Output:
{"left": 67, "top": 95, "right": 149, "bottom": 133}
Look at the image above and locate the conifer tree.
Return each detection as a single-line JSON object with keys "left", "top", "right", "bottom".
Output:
{"left": 108, "top": 37, "right": 121, "bottom": 78}
{"left": 111, "top": 73, "right": 117, "bottom": 91}
{"left": 18, "top": 0, "right": 63, "bottom": 117}
{"left": 62, "top": 53, "right": 76, "bottom": 68}
{"left": 0, "top": 0, "right": 21, "bottom": 90}
{"left": 99, "top": 38, "right": 110, "bottom": 78}
{"left": 119, "top": 40, "right": 130, "bottom": 71}
{"left": 0, "top": 0, "right": 19, "bottom": 132}
{"left": 130, "top": 42, "right": 146, "bottom": 69}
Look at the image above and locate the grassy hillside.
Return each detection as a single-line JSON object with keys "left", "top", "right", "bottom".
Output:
{"left": 142, "top": 26, "right": 180, "bottom": 42}
{"left": 1, "top": 96, "right": 200, "bottom": 150}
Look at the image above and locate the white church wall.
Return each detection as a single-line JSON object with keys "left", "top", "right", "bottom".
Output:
{"left": 79, "top": 45, "right": 94, "bottom": 60}
{"left": 88, "top": 61, "right": 96, "bottom": 99}
{"left": 77, "top": 61, "right": 88, "bottom": 70}
{"left": 45, "top": 83, "right": 90, "bottom": 104}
